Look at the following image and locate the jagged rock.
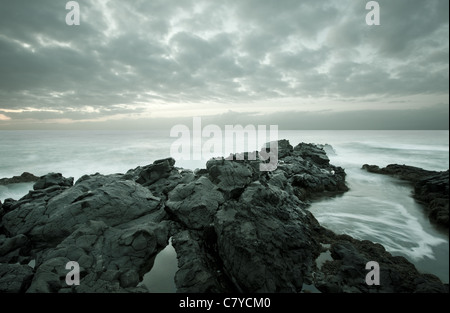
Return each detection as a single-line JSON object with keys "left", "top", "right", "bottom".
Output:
{"left": 0, "top": 139, "right": 447, "bottom": 294}
{"left": 294, "top": 143, "right": 330, "bottom": 166}
{"left": 313, "top": 233, "right": 449, "bottom": 293}
{"left": 214, "top": 183, "right": 320, "bottom": 292}
{"left": 274, "top": 144, "right": 348, "bottom": 201}
{"left": 33, "top": 173, "right": 74, "bottom": 191}
{"left": 0, "top": 234, "right": 31, "bottom": 263}
{"left": 0, "top": 172, "right": 39, "bottom": 186}
{"left": 166, "top": 176, "right": 224, "bottom": 230}
{"left": 134, "top": 158, "right": 177, "bottom": 186}
{"left": 414, "top": 170, "right": 449, "bottom": 227}
{"left": 27, "top": 220, "right": 169, "bottom": 293}
{"left": 1, "top": 198, "right": 18, "bottom": 215}
{"left": 206, "top": 158, "right": 254, "bottom": 199}
{"left": 0, "top": 263, "right": 34, "bottom": 293}
{"left": 277, "top": 139, "right": 294, "bottom": 158}
{"left": 3, "top": 176, "right": 162, "bottom": 247}
{"left": 147, "top": 170, "right": 195, "bottom": 201}
{"left": 172, "top": 230, "right": 232, "bottom": 293}
{"left": 124, "top": 158, "right": 194, "bottom": 201}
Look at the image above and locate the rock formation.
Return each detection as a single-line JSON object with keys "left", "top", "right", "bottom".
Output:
{"left": 0, "top": 141, "right": 447, "bottom": 293}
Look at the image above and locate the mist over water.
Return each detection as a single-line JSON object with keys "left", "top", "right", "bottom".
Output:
{"left": 0, "top": 130, "right": 172, "bottom": 183}
{"left": 0, "top": 130, "right": 449, "bottom": 283}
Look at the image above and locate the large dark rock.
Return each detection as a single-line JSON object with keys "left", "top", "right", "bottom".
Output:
{"left": 362, "top": 164, "right": 449, "bottom": 227}
{"left": 27, "top": 220, "right": 170, "bottom": 293}
{"left": 312, "top": 231, "right": 449, "bottom": 293}
{"left": 172, "top": 230, "right": 234, "bottom": 293}
{"left": 213, "top": 184, "right": 320, "bottom": 292}
{"left": 277, "top": 139, "right": 294, "bottom": 158}
{"left": 0, "top": 263, "right": 34, "bottom": 293}
{"left": 1, "top": 198, "right": 18, "bottom": 215}
{"left": 294, "top": 143, "right": 330, "bottom": 166}
{"left": 414, "top": 170, "right": 449, "bottom": 227}
{"left": 166, "top": 176, "right": 224, "bottom": 230}
{"left": 33, "top": 173, "right": 74, "bottom": 191}
{"left": 277, "top": 143, "right": 348, "bottom": 201}
{"left": 3, "top": 174, "right": 162, "bottom": 247}
{"left": 206, "top": 158, "right": 254, "bottom": 199}
{"left": 0, "top": 234, "right": 31, "bottom": 264}
{"left": 134, "top": 157, "right": 177, "bottom": 186}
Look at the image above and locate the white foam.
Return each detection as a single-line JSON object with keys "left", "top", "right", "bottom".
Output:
{"left": 0, "top": 183, "right": 34, "bottom": 202}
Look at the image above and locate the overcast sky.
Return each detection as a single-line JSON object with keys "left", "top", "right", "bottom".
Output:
{"left": 0, "top": 0, "right": 448, "bottom": 130}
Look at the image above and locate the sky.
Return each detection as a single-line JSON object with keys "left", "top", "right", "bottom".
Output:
{"left": 0, "top": 0, "right": 448, "bottom": 130}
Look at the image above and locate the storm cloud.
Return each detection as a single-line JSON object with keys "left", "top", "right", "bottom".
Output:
{"left": 0, "top": 0, "right": 448, "bottom": 129}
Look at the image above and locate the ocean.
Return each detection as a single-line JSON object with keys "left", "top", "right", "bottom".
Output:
{"left": 0, "top": 130, "right": 449, "bottom": 287}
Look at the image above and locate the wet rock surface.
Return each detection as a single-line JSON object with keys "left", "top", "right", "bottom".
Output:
{"left": 0, "top": 142, "right": 447, "bottom": 293}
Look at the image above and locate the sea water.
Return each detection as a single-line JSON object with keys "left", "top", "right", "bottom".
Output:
{"left": 0, "top": 130, "right": 448, "bottom": 285}
{"left": 280, "top": 130, "right": 449, "bottom": 283}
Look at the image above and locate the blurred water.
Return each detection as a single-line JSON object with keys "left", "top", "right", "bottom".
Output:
{"left": 0, "top": 130, "right": 172, "bottom": 182}
{"left": 0, "top": 130, "right": 448, "bottom": 284}
{"left": 280, "top": 130, "right": 449, "bottom": 283}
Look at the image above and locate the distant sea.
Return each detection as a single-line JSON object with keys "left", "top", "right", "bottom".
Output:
{"left": 1, "top": 130, "right": 448, "bottom": 285}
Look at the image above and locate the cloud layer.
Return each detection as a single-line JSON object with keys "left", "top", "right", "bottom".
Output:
{"left": 0, "top": 0, "right": 448, "bottom": 129}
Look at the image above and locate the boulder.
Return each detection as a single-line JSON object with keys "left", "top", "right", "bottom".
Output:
{"left": 134, "top": 158, "right": 177, "bottom": 186}
{"left": 166, "top": 176, "right": 224, "bottom": 230}
{"left": 206, "top": 158, "right": 254, "bottom": 199}
{"left": 313, "top": 233, "right": 449, "bottom": 293}
{"left": 3, "top": 176, "right": 162, "bottom": 247}
{"left": 294, "top": 143, "right": 330, "bottom": 166}
{"left": 27, "top": 219, "right": 169, "bottom": 293}
{"left": 213, "top": 183, "right": 320, "bottom": 293}
{"left": 33, "top": 173, "right": 74, "bottom": 191}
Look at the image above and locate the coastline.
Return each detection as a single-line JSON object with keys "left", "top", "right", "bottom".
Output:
{"left": 1, "top": 139, "right": 448, "bottom": 293}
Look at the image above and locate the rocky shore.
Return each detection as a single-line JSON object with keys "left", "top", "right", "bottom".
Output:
{"left": 362, "top": 164, "right": 449, "bottom": 228}
{"left": 0, "top": 140, "right": 448, "bottom": 293}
